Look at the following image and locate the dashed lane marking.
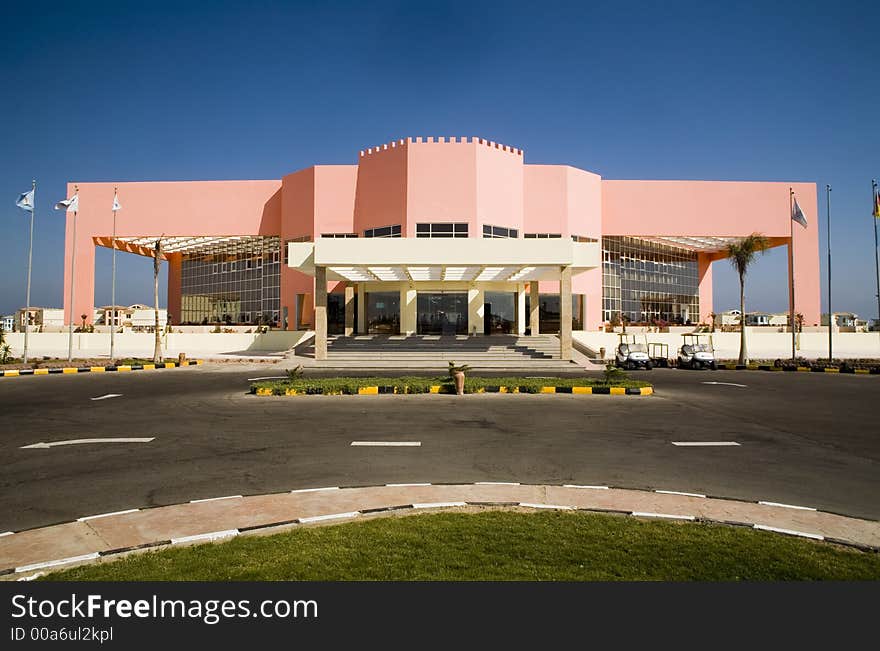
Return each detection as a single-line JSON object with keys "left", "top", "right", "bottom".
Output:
{"left": 671, "top": 441, "right": 741, "bottom": 447}
{"left": 350, "top": 441, "right": 421, "bottom": 447}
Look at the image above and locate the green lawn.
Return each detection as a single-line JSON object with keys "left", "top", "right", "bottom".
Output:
{"left": 252, "top": 374, "right": 651, "bottom": 395}
{"left": 43, "top": 511, "right": 880, "bottom": 581}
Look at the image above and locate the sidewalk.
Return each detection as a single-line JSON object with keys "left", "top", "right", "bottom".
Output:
{"left": 3, "top": 483, "right": 878, "bottom": 579}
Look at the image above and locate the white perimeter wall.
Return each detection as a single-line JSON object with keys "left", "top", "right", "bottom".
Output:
{"left": 573, "top": 330, "right": 880, "bottom": 360}
{"left": 4, "top": 331, "right": 313, "bottom": 359}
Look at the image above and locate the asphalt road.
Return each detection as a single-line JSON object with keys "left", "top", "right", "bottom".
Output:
{"left": 0, "top": 365, "right": 877, "bottom": 531}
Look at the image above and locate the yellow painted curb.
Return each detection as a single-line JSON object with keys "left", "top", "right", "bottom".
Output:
{"left": 823, "top": 367, "right": 840, "bottom": 373}
{"left": 142, "top": 364, "right": 156, "bottom": 370}
{"left": 62, "top": 367, "right": 77, "bottom": 374}
{"left": 285, "top": 388, "right": 299, "bottom": 395}
{"left": 796, "top": 367, "right": 811, "bottom": 372}
{"left": 117, "top": 365, "right": 132, "bottom": 372}
{"left": 640, "top": 387, "right": 654, "bottom": 395}
{"left": 179, "top": 360, "right": 190, "bottom": 366}
{"left": 4, "top": 370, "right": 19, "bottom": 377}
{"left": 855, "top": 369, "right": 869, "bottom": 374}
{"left": 572, "top": 386, "right": 592, "bottom": 394}
{"left": 358, "top": 386, "right": 379, "bottom": 395}
{"left": 90, "top": 366, "right": 105, "bottom": 372}
{"left": 429, "top": 385, "right": 442, "bottom": 393}
{"left": 610, "top": 387, "right": 626, "bottom": 395}
{"left": 164, "top": 362, "right": 176, "bottom": 369}
{"left": 255, "top": 388, "right": 272, "bottom": 396}
{"left": 540, "top": 386, "right": 556, "bottom": 394}
{"left": 34, "top": 368, "right": 49, "bottom": 375}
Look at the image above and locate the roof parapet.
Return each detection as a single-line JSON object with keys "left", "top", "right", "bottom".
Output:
{"left": 359, "top": 136, "right": 523, "bottom": 157}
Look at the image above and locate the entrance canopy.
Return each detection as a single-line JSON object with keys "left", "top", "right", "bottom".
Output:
{"left": 287, "top": 237, "right": 600, "bottom": 283}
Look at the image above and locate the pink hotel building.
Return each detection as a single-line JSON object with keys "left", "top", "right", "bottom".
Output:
{"left": 64, "top": 136, "right": 819, "bottom": 360}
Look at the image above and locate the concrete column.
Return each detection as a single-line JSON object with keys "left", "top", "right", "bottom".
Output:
{"left": 529, "top": 282, "right": 540, "bottom": 335}
{"left": 344, "top": 284, "right": 355, "bottom": 336}
{"left": 516, "top": 284, "right": 526, "bottom": 335}
{"left": 166, "top": 253, "right": 182, "bottom": 325}
{"left": 314, "top": 267, "right": 327, "bottom": 360}
{"left": 560, "top": 267, "right": 572, "bottom": 360}
{"left": 467, "top": 287, "right": 485, "bottom": 335}
{"left": 357, "top": 283, "right": 366, "bottom": 334}
{"left": 400, "top": 285, "right": 417, "bottom": 335}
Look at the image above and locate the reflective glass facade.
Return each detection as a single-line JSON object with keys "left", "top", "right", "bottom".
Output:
{"left": 417, "top": 292, "right": 468, "bottom": 334}
{"left": 484, "top": 292, "right": 516, "bottom": 334}
{"left": 602, "top": 236, "right": 699, "bottom": 325}
{"left": 180, "top": 237, "right": 281, "bottom": 325}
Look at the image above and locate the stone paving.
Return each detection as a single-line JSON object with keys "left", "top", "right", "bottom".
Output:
{"left": 2, "top": 483, "right": 878, "bottom": 579}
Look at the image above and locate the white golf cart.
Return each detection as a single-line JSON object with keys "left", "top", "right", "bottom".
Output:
{"left": 615, "top": 334, "right": 652, "bottom": 370}
{"left": 677, "top": 334, "right": 717, "bottom": 370}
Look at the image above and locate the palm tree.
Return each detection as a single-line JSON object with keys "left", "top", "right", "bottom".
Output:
{"left": 725, "top": 233, "right": 769, "bottom": 364}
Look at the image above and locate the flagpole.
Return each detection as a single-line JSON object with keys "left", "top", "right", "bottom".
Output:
{"left": 110, "top": 187, "right": 117, "bottom": 361}
{"left": 22, "top": 180, "right": 36, "bottom": 364}
{"left": 873, "top": 179, "right": 880, "bottom": 333}
{"left": 789, "top": 188, "right": 796, "bottom": 360}
{"left": 67, "top": 187, "right": 78, "bottom": 363}
{"left": 826, "top": 184, "right": 832, "bottom": 362}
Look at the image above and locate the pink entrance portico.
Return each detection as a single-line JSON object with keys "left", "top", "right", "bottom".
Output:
{"left": 62, "top": 136, "right": 820, "bottom": 359}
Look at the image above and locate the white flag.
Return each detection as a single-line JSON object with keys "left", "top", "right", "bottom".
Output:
{"left": 112, "top": 192, "right": 121, "bottom": 212}
{"left": 791, "top": 196, "right": 807, "bottom": 228}
{"left": 54, "top": 194, "right": 79, "bottom": 212}
{"left": 16, "top": 188, "right": 34, "bottom": 212}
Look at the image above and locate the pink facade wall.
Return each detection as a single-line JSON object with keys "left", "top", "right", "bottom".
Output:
{"left": 602, "top": 180, "right": 820, "bottom": 325}
{"left": 63, "top": 180, "right": 281, "bottom": 326}
{"left": 60, "top": 140, "right": 820, "bottom": 331}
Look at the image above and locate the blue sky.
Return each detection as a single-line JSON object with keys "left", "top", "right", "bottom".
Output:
{"left": 2, "top": 0, "right": 879, "bottom": 319}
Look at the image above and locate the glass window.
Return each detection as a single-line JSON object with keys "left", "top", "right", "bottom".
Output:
{"left": 415, "top": 223, "right": 469, "bottom": 238}
{"left": 482, "top": 225, "right": 518, "bottom": 238}
{"left": 363, "top": 225, "right": 401, "bottom": 238}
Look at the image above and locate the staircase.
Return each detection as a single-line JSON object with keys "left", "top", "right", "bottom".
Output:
{"left": 295, "top": 335, "right": 579, "bottom": 370}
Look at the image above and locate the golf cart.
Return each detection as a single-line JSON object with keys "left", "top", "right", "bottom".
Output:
{"left": 677, "top": 334, "right": 717, "bottom": 370}
{"left": 615, "top": 334, "right": 652, "bottom": 370}
{"left": 647, "top": 342, "right": 671, "bottom": 368}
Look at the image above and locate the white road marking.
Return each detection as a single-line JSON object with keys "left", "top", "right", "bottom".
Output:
{"left": 17, "top": 572, "right": 44, "bottom": 581}
{"left": 298, "top": 511, "right": 359, "bottom": 524}
{"left": 247, "top": 376, "right": 289, "bottom": 381}
{"left": 0, "top": 531, "right": 14, "bottom": 537}
{"left": 290, "top": 486, "right": 340, "bottom": 494}
{"left": 351, "top": 441, "right": 421, "bottom": 447}
{"left": 385, "top": 483, "right": 432, "bottom": 487}
{"left": 413, "top": 502, "right": 467, "bottom": 509}
{"left": 757, "top": 501, "right": 817, "bottom": 511}
{"left": 171, "top": 530, "right": 239, "bottom": 544}
{"left": 655, "top": 490, "right": 707, "bottom": 498}
{"left": 753, "top": 524, "right": 824, "bottom": 540}
{"left": 671, "top": 441, "right": 741, "bottom": 447}
{"left": 90, "top": 393, "right": 123, "bottom": 401}
{"left": 475, "top": 481, "right": 520, "bottom": 486}
{"left": 189, "top": 495, "right": 242, "bottom": 504}
{"left": 563, "top": 484, "right": 609, "bottom": 490}
{"left": 16, "top": 552, "right": 100, "bottom": 574}
{"left": 519, "top": 503, "right": 574, "bottom": 510}
{"left": 77, "top": 509, "right": 140, "bottom": 522}
{"left": 21, "top": 437, "right": 155, "bottom": 449}
{"left": 631, "top": 512, "right": 696, "bottom": 521}
{"left": 702, "top": 381, "right": 748, "bottom": 388}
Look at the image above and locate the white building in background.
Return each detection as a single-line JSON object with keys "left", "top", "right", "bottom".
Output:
{"left": 95, "top": 304, "right": 167, "bottom": 332}
{"left": 1, "top": 315, "right": 14, "bottom": 333}
{"left": 14, "top": 307, "right": 65, "bottom": 332}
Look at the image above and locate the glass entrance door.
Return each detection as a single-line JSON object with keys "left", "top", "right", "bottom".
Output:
{"left": 484, "top": 292, "right": 516, "bottom": 334}
{"left": 417, "top": 292, "right": 468, "bottom": 335}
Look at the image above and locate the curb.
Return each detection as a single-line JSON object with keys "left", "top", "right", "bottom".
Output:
{"left": 718, "top": 363, "right": 879, "bottom": 374}
{"left": 1, "top": 360, "right": 203, "bottom": 378}
{"left": 253, "top": 385, "right": 654, "bottom": 396}
{"left": 3, "top": 482, "right": 877, "bottom": 579}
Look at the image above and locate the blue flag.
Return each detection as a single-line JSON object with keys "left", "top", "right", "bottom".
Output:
{"left": 16, "top": 188, "right": 34, "bottom": 212}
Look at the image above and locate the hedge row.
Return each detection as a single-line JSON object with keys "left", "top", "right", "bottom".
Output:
{"left": 251, "top": 375, "right": 651, "bottom": 395}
